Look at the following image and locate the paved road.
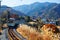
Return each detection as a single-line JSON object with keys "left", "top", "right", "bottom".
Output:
{"left": 0, "top": 28, "right": 9, "bottom": 40}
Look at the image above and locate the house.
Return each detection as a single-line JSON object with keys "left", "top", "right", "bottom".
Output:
{"left": 10, "top": 14, "right": 19, "bottom": 20}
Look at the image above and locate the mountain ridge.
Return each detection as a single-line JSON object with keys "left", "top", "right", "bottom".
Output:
{"left": 13, "top": 2, "right": 60, "bottom": 19}
{"left": 0, "top": 5, "right": 26, "bottom": 16}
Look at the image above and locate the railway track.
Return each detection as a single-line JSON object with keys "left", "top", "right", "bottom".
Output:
{"left": 8, "top": 28, "right": 26, "bottom": 40}
{"left": 8, "top": 28, "right": 21, "bottom": 40}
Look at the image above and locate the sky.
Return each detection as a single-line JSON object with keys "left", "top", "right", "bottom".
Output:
{"left": 1, "top": 0, "right": 60, "bottom": 7}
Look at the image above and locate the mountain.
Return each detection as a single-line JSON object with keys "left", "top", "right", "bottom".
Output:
{"left": 0, "top": 5, "right": 25, "bottom": 16}
{"left": 13, "top": 2, "right": 60, "bottom": 19}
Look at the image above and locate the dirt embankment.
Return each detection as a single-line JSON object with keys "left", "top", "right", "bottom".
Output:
{"left": 16, "top": 24, "right": 60, "bottom": 40}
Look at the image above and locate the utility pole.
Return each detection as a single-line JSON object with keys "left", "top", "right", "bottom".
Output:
{"left": 6, "top": 7, "right": 11, "bottom": 23}
{"left": 0, "top": 0, "right": 2, "bottom": 8}
{"left": 0, "top": 0, "right": 2, "bottom": 23}
{"left": 0, "top": 1, "right": 1, "bottom": 8}
{"left": 0, "top": 0, "right": 2, "bottom": 35}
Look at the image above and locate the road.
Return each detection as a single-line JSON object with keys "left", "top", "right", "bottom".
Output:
{"left": 0, "top": 28, "right": 9, "bottom": 40}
